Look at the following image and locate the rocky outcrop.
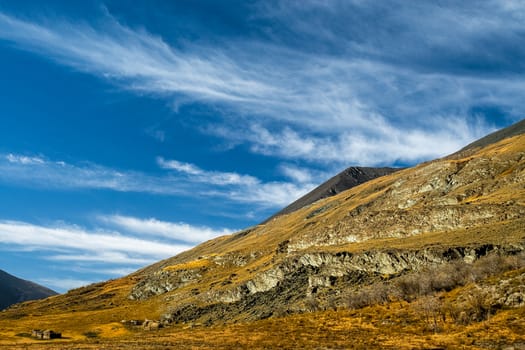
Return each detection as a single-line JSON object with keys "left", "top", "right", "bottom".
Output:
{"left": 290, "top": 203, "right": 524, "bottom": 250}
{"left": 289, "top": 150, "right": 525, "bottom": 250}
{"left": 163, "top": 243, "right": 524, "bottom": 324}
{"left": 491, "top": 272, "right": 525, "bottom": 308}
{"left": 244, "top": 244, "right": 523, "bottom": 296}
{"left": 143, "top": 319, "right": 162, "bottom": 331}
{"left": 129, "top": 269, "right": 203, "bottom": 300}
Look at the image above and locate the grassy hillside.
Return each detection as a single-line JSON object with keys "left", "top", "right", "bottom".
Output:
{"left": 0, "top": 125, "right": 524, "bottom": 349}
{"left": 1, "top": 266, "right": 524, "bottom": 349}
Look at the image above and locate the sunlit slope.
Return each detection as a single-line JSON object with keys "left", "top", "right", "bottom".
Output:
{"left": 136, "top": 133, "right": 524, "bottom": 322}
{"left": 141, "top": 131, "right": 524, "bottom": 264}
{"left": 0, "top": 124, "right": 524, "bottom": 346}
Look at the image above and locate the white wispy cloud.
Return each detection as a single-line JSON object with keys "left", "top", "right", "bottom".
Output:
{"left": 98, "top": 214, "right": 233, "bottom": 244}
{"left": 0, "top": 214, "right": 236, "bottom": 291}
{"left": 226, "top": 181, "right": 314, "bottom": 208}
{"left": 0, "top": 153, "right": 311, "bottom": 207}
{"left": 226, "top": 118, "right": 489, "bottom": 166}
{"left": 0, "top": 12, "right": 277, "bottom": 105}
{"left": 157, "top": 157, "right": 259, "bottom": 186}
{"left": 0, "top": 219, "right": 188, "bottom": 262}
{"left": 0, "top": 8, "right": 517, "bottom": 166}
{"left": 278, "top": 163, "right": 335, "bottom": 186}
{"left": 47, "top": 252, "right": 154, "bottom": 265}
{"left": 6, "top": 154, "right": 45, "bottom": 165}
{"left": 0, "top": 153, "right": 177, "bottom": 194}
{"left": 62, "top": 266, "right": 139, "bottom": 277}
{"left": 158, "top": 157, "right": 316, "bottom": 206}
{"left": 157, "top": 158, "right": 203, "bottom": 175}
{"left": 280, "top": 164, "right": 315, "bottom": 184}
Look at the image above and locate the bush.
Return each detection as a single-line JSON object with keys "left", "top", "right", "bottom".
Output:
{"left": 431, "top": 260, "right": 472, "bottom": 290}
{"left": 414, "top": 295, "right": 444, "bottom": 332}
{"left": 339, "top": 251, "right": 525, "bottom": 315}
{"left": 472, "top": 254, "right": 509, "bottom": 280}
{"left": 463, "top": 286, "right": 493, "bottom": 322}
{"left": 304, "top": 296, "right": 320, "bottom": 312}
{"left": 440, "top": 284, "right": 499, "bottom": 325}
{"left": 394, "top": 274, "right": 431, "bottom": 301}
{"left": 345, "top": 283, "right": 391, "bottom": 309}
{"left": 471, "top": 252, "right": 525, "bottom": 281}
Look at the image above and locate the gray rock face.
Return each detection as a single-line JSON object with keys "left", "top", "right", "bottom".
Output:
{"left": 162, "top": 244, "right": 524, "bottom": 324}
{"left": 240, "top": 245, "right": 522, "bottom": 299}
{"left": 245, "top": 268, "right": 284, "bottom": 294}
{"left": 291, "top": 203, "right": 524, "bottom": 251}
{"left": 488, "top": 272, "right": 525, "bottom": 308}
{"left": 129, "top": 269, "right": 202, "bottom": 301}
{"left": 143, "top": 319, "right": 162, "bottom": 331}
{"left": 288, "top": 151, "right": 525, "bottom": 250}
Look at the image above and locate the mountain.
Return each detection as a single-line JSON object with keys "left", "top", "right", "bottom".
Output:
{"left": 0, "top": 119, "right": 524, "bottom": 349}
{"left": 449, "top": 118, "right": 525, "bottom": 158}
{"left": 0, "top": 269, "right": 57, "bottom": 310}
{"left": 265, "top": 166, "right": 400, "bottom": 222}
{"left": 126, "top": 119, "right": 525, "bottom": 321}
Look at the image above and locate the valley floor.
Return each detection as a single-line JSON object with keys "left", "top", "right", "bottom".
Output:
{"left": 1, "top": 300, "right": 524, "bottom": 350}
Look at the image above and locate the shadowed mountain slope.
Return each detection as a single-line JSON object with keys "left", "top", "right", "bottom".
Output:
{"left": 265, "top": 166, "right": 400, "bottom": 222}
{"left": 0, "top": 269, "right": 57, "bottom": 310}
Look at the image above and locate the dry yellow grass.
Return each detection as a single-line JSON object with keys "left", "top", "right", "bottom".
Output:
{"left": 162, "top": 258, "right": 211, "bottom": 271}
{"left": 1, "top": 291, "right": 523, "bottom": 349}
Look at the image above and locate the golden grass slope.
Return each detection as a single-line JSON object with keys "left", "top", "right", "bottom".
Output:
{"left": 1, "top": 279, "right": 524, "bottom": 349}
{"left": 0, "top": 132, "right": 524, "bottom": 349}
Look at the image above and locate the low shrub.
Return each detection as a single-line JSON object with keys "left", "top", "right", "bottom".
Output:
{"left": 342, "top": 251, "right": 525, "bottom": 315}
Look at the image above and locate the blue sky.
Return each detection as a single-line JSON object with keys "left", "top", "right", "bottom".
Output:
{"left": 0, "top": 0, "right": 523, "bottom": 292}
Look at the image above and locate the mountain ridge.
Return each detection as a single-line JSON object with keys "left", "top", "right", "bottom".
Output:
{"left": 448, "top": 118, "right": 525, "bottom": 158}
{"left": 264, "top": 166, "right": 401, "bottom": 222}
{"left": 0, "top": 269, "right": 57, "bottom": 310}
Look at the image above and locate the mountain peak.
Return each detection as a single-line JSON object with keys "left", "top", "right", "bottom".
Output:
{"left": 265, "top": 166, "right": 401, "bottom": 222}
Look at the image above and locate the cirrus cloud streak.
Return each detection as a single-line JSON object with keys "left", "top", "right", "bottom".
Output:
{"left": 0, "top": 214, "right": 235, "bottom": 291}
{"left": 0, "top": 6, "right": 520, "bottom": 166}
{"left": 0, "top": 153, "right": 315, "bottom": 208}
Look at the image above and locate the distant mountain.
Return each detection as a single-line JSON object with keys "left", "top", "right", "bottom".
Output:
{"left": 265, "top": 166, "right": 400, "bottom": 222}
{"left": 0, "top": 269, "right": 57, "bottom": 310}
